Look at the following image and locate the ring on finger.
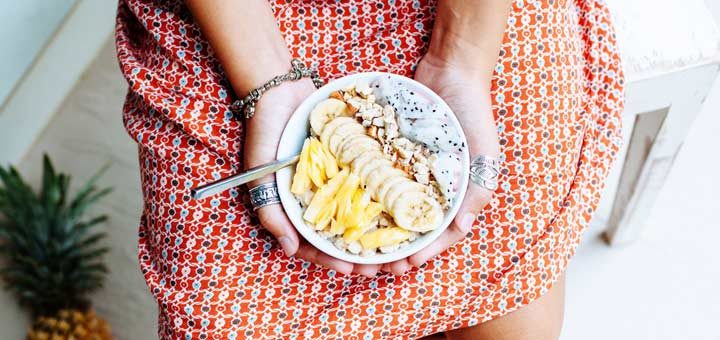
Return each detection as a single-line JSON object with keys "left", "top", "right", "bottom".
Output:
{"left": 249, "top": 182, "right": 281, "bottom": 210}
{"left": 469, "top": 155, "right": 501, "bottom": 191}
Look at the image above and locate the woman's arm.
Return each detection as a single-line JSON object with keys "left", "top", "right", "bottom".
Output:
{"left": 425, "top": 0, "right": 513, "bottom": 85}
{"left": 387, "top": 0, "right": 512, "bottom": 274}
{"left": 186, "top": 0, "right": 291, "bottom": 94}
{"left": 186, "top": 0, "right": 368, "bottom": 275}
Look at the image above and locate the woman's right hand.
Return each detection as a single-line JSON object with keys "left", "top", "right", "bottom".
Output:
{"left": 244, "top": 79, "right": 382, "bottom": 278}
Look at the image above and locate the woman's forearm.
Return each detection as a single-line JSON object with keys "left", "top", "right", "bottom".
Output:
{"left": 426, "top": 0, "right": 513, "bottom": 82}
{"left": 186, "top": 0, "right": 291, "bottom": 95}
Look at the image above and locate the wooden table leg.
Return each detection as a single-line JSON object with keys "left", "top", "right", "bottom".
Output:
{"left": 603, "top": 64, "right": 719, "bottom": 245}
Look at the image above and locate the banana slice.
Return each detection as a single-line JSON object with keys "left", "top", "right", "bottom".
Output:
{"left": 350, "top": 150, "right": 383, "bottom": 177}
{"left": 376, "top": 175, "right": 409, "bottom": 206}
{"left": 320, "top": 117, "right": 357, "bottom": 148}
{"left": 365, "top": 167, "right": 407, "bottom": 202}
{"left": 310, "top": 98, "right": 349, "bottom": 135}
{"left": 357, "top": 158, "right": 393, "bottom": 186}
{"left": 383, "top": 179, "right": 426, "bottom": 210}
{"left": 328, "top": 122, "right": 365, "bottom": 155}
{"left": 390, "top": 191, "right": 443, "bottom": 232}
{"left": 337, "top": 135, "right": 381, "bottom": 166}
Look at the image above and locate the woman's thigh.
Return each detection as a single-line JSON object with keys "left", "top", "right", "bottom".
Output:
{"left": 446, "top": 275, "right": 566, "bottom": 340}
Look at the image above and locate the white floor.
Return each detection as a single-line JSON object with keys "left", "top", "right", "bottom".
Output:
{"left": 561, "top": 7, "right": 720, "bottom": 337}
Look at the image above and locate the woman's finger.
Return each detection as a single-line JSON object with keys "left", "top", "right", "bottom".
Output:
{"left": 408, "top": 185, "right": 492, "bottom": 267}
{"left": 254, "top": 194, "right": 300, "bottom": 256}
{"left": 385, "top": 259, "right": 413, "bottom": 276}
{"left": 295, "top": 242, "right": 354, "bottom": 275}
{"left": 408, "top": 225, "right": 466, "bottom": 267}
{"left": 353, "top": 264, "right": 382, "bottom": 278}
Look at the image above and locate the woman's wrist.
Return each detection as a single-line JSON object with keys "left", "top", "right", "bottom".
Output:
{"left": 231, "top": 58, "right": 322, "bottom": 119}
{"left": 254, "top": 78, "right": 316, "bottom": 113}
{"left": 421, "top": 46, "right": 495, "bottom": 88}
{"left": 426, "top": 28, "right": 498, "bottom": 77}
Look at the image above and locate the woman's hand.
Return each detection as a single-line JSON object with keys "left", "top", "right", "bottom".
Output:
{"left": 245, "top": 79, "right": 382, "bottom": 277}
{"left": 187, "top": 0, "right": 384, "bottom": 276}
{"left": 382, "top": 54, "right": 501, "bottom": 275}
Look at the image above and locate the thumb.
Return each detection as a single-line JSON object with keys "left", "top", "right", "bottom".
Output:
{"left": 453, "top": 184, "right": 493, "bottom": 235}
{"left": 255, "top": 203, "right": 300, "bottom": 256}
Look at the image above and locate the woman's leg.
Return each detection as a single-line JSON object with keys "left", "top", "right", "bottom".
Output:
{"left": 446, "top": 275, "right": 566, "bottom": 340}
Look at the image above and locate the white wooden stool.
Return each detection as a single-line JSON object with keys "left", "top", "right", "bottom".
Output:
{"left": 595, "top": 0, "right": 720, "bottom": 244}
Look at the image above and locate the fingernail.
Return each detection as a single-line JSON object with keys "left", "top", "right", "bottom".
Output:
{"left": 460, "top": 213, "right": 475, "bottom": 233}
{"left": 278, "top": 236, "right": 294, "bottom": 256}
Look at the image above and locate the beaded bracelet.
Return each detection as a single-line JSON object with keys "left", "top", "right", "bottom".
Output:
{"left": 231, "top": 59, "right": 324, "bottom": 119}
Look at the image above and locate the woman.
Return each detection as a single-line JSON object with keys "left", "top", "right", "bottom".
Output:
{"left": 115, "top": 0, "right": 623, "bottom": 338}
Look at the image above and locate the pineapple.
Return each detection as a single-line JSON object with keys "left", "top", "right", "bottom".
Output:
{"left": 27, "top": 309, "right": 112, "bottom": 340}
{"left": 359, "top": 227, "right": 413, "bottom": 250}
{"left": 0, "top": 155, "right": 113, "bottom": 340}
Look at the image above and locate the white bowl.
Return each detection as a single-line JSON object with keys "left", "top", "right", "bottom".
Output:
{"left": 276, "top": 72, "right": 470, "bottom": 264}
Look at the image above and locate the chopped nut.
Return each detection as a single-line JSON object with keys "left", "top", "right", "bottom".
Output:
{"left": 385, "top": 127, "right": 399, "bottom": 139}
{"left": 343, "top": 83, "right": 357, "bottom": 96}
{"left": 382, "top": 105, "right": 395, "bottom": 120}
{"left": 414, "top": 173, "right": 430, "bottom": 185}
{"left": 383, "top": 143, "right": 392, "bottom": 155}
{"left": 355, "top": 80, "right": 373, "bottom": 98}
{"left": 412, "top": 162, "right": 429, "bottom": 175}
{"left": 371, "top": 117, "right": 384, "bottom": 127}
{"left": 396, "top": 147, "right": 413, "bottom": 161}
{"left": 414, "top": 154, "right": 428, "bottom": 165}
{"left": 329, "top": 91, "right": 344, "bottom": 100}
{"left": 348, "top": 104, "right": 360, "bottom": 115}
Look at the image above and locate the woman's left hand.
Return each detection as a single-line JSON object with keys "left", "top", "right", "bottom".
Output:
{"left": 382, "top": 55, "right": 501, "bottom": 275}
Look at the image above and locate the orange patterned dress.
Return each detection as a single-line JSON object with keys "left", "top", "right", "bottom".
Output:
{"left": 115, "top": 0, "right": 624, "bottom": 338}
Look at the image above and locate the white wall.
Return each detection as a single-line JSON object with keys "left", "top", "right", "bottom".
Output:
{"left": 3, "top": 39, "right": 159, "bottom": 340}
{"left": 0, "top": 0, "right": 76, "bottom": 106}
{"left": 0, "top": 0, "right": 116, "bottom": 166}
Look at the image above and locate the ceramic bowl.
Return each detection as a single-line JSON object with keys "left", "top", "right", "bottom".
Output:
{"left": 276, "top": 72, "right": 470, "bottom": 264}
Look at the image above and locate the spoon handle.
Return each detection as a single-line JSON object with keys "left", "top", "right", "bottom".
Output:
{"left": 190, "top": 155, "right": 299, "bottom": 200}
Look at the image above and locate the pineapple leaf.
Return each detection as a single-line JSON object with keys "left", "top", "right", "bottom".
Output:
{"left": 0, "top": 155, "right": 112, "bottom": 315}
{"left": 69, "top": 162, "right": 111, "bottom": 217}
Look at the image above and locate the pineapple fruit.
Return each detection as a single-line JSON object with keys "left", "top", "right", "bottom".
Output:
{"left": 27, "top": 309, "right": 112, "bottom": 340}
{"left": 0, "top": 155, "right": 113, "bottom": 340}
{"left": 294, "top": 137, "right": 386, "bottom": 245}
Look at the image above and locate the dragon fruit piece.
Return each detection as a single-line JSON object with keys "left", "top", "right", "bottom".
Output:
{"left": 394, "top": 96, "right": 446, "bottom": 120}
{"left": 431, "top": 152, "right": 461, "bottom": 202}
{"left": 400, "top": 118, "right": 461, "bottom": 153}
{"left": 370, "top": 75, "right": 398, "bottom": 106}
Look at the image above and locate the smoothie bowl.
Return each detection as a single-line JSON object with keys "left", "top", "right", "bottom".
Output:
{"left": 276, "top": 72, "right": 470, "bottom": 264}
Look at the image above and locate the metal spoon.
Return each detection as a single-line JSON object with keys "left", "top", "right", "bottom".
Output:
{"left": 190, "top": 155, "right": 299, "bottom": 200}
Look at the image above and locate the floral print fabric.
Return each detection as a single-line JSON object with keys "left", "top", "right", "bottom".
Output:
{"left": 115, "top": 0, "right": 624, "bottom": 338}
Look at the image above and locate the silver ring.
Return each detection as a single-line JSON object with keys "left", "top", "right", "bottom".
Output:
{"left": 469, "top": 155, "right": 501, "bottom": 191}
{"left": 248, "top": 182, "right": 281, "bottom": 210}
